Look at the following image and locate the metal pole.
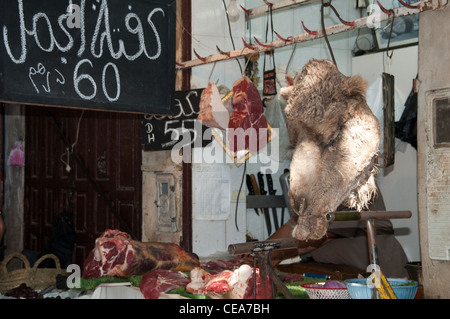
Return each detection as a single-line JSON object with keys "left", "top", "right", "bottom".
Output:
{"left": 326, "top": 210, "right": 412, "bottom": 222}
{"left": 366, "top": 218, "right": 380, "bottom": 299}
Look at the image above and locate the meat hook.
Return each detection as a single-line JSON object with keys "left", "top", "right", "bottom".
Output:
{"left": 377, "top": 1, "right": 393, "bottom": 15}
{"left": 398, "top": 0, "right": 421, "bottom": 10}
{"left": 274, "top": 31, "right": 293, "bottom": 43}
{"left": 193, "top": 48, "right": 208, "bottom": 62}
{"left": 321, "top": 0, "right": 355, "bottom": 27}
{"left": 263, "top": 0, "right": 273, "bottom": 8}
{"left": 254, "top": 36, "right": 273, "bottom": 48}
{"left": 240, "top": 5, "right": 250, "bottom": 14}
{"left": 301, "top": 21, "right": 318, "bottom": 35}
{"left": 328, "top": 5, "right": 355, "bottom": 26}
{"left": 216, "top": 45, "right": 231, "bottom": 57}
{"left": 242, "top": 38, "right": 257, "bottom": 50}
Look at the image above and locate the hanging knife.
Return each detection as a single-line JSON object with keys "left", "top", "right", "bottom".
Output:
{"left": 256, "top": 172, "right": 272, "bottom": 235}
{"left": 266, "top": 173, "right": 280, "bottom": 230}
{"left": 246, "top": 174, "right": 260, "bottom": 216}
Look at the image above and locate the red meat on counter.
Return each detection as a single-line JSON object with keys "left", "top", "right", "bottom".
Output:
{"left": 139, "top": 269, "right": 190, "bottom": 299}
{"left": 82, "top": 229, "right": 199, "bottom": 279}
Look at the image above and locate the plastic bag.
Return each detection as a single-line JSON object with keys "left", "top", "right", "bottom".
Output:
{"left": 263, "top": 96, "right": 291, "bottom": 162}
{"left": 7, "top": 141, "right": 25, "bottom": 167}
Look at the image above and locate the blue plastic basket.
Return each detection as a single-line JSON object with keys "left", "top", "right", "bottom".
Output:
{"left": 344, "top": 278, "right": 418, "bottom": 299}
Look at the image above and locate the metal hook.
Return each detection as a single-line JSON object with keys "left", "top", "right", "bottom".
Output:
{"left": 193, "top": 48, "right": 208, "bottom": 62}
{"left": 331, "top": 8, "right": 355, "bottom": 26}
{"left": 240, "top": 5, "right": 250, "bottom": 14}
{"left": 242, "top": 38, "right": 257, "bottom": 50}
{"left": 377, "top": 1, "right": 393, "bottom": 15}
{"left": 216, "top": 45, "right": 231, "bottom": 57}
{"left": 398, "top": 0, "right": 420, "bottom": 10}
{"left": 274, "top": 31, "right": 293, "bottom": 43}
{"left": 254, "top": 36, "right": 273, "bottom": 48}
{"left": 301, "top": 21, "right": 318, "bottom": 35}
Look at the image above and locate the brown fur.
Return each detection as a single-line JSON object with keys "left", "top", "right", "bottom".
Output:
{"left": 281, "top": 59, "right": 381, "bottom": 241}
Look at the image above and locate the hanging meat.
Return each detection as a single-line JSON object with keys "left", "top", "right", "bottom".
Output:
{"left": 82, "top": 229, "right": 200, "bottom": 279}
{"left": 228, "top": 76, "right": 269, "bottom": 153}
{"left": 197, "top": 82, "right": 230, "bottom": 130}
{"left": 280, "top": 59, "right": 381, "bottom": 241}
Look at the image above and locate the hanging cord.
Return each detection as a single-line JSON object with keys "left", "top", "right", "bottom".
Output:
{"left": 384, "top": 9, "right": 396, "bottom": 72}
{"left": 286, "top": 43, "right": 297, "bottom": 84}
{"left": 222, "top": 0, "right": 243, "bottom": 74}
{"left": 234, "top": 160, "right": 247, "bottom": 232}
{"left": 263, "top": 4, "right": 276, "bottom": 73}
{"left": 208, "top": 62, "right": 217, "bottom": 84}
{"left": 321, "top": 0, "right": 337, "bottom": 66}
{"left": 60, "top": 110, "right": 84, "bottom": 173}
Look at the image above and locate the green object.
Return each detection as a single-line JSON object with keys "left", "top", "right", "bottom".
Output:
{"left": 276, "top": 276, "right": 327, "bottom": 299}
{"left": 78, "top": 272, "right": 327, "bottom": 299}
{"left": 79, "top": 275, "right": 143, "bottom": 291}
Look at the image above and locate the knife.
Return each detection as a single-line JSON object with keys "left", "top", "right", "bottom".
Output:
{"left": 256, "top": 172, "right": 272, "bottom": 235}
{"left": 265, "top": 173, "right": 280, "bottom": 230}
{"left": 246, "top": 174, "right": 260, "bottom": 216}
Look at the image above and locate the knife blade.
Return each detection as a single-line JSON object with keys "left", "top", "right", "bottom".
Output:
{"left": 255, "top": 172, "right": 272, "bottom": 235}
{"left": 265, "top": 173, "right": 280, "bottom": 230}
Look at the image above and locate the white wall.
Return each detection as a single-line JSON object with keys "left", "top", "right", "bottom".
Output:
{"left": 352, "top": 46, "right": 420, "bottom": 262}
{"left": 417, "top": 6, "right": 450, "bottom": 298}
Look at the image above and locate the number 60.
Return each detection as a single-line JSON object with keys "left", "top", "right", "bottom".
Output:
{"left": 74, "top": 59, "right": 121, "bottom": 102}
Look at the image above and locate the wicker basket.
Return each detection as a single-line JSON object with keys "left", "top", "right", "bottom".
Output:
{"left": 0, "top": 253, "right": 31, "bottom": 294}
{"left": 0, "top": 253, "right": 66, "bottom": 294}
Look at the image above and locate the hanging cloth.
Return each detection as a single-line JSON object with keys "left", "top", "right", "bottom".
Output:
{"left": 263, "top": 4, "right": 277, "bottom": 96}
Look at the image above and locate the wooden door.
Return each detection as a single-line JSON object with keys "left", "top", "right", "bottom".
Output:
{"left": 24, "top": 106, "right": 142, "bottom": 267}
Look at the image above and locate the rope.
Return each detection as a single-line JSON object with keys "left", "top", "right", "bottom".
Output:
{"left": 321, "top": 0, "right": 337, "bottom": 67}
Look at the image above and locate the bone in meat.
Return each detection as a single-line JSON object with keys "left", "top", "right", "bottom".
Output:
{"left": 82, "top": 229, "right": 200, "bottom": 278}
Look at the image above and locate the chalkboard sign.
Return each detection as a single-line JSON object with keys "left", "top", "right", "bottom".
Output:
{"left": 0, "top": 0, "right": 176, "bottom": 115}
{"left": 143, "top": 88, "right": 213, "bottom": 151}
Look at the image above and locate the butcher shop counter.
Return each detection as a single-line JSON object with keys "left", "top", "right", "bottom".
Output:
{"left": 0, "top": 266, "right": 330, "bottom": 299}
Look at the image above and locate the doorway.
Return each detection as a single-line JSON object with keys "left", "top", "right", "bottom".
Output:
{"left": 24, "top": 106, "right": 142, "bottom": 267}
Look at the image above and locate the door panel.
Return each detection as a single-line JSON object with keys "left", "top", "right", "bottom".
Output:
{"left": 25, "top": 106, "right": 142, "bottom": 267}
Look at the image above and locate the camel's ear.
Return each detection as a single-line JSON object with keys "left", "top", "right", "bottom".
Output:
{"left": 343, "top": 75, "right": 368, "bottom": 97}
{"left": 280, "top": 86, "right": 294, "bottom": 101}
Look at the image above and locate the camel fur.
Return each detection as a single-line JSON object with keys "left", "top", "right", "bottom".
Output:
{"left": 280, "top": 59, "right": 381, "bottom": 241}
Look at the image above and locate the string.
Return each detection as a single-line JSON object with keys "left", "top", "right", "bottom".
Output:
{"left": 222, "top": 0, "right": 243, "bottom": 74}
{"left": 321, "top": 0, "right": 337, "bottom": 67}
{"left": 60, "top": 110, "right": 84, "bottom": 173}
{"left": 383, "top": 9, "right": 396, "bottom": 74}
{"left": 208, "top": 62, "right": 217, "bottom": 84}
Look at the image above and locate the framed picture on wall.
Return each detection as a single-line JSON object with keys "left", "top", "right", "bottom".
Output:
{"left": 373, "top": 0, "right": 419, "bottom": 50}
